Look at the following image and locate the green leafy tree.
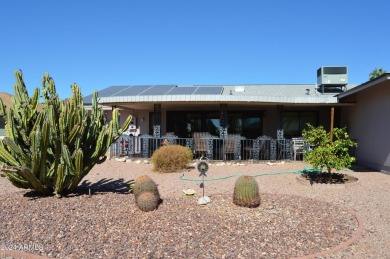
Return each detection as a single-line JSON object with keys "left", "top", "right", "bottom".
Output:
{"left": 0, "top": 71, "right": 132, "bottom": 196}
{"left": 302, "top": 124, "right": 357, "bottom": 174}
{"left": 369, "top": 68, "right": 386, "bottom": 80}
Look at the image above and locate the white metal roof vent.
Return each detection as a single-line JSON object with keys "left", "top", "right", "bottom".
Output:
{"left": 234, "top": 86, "right": 245, "bottom": 92}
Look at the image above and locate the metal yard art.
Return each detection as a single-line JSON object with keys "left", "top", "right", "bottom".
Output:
{"left": 197, "top": 161, "right": 211, "bottom": 205}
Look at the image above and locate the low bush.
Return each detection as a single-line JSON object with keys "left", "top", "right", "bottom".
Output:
{"left": 151, "top": 145, "right": 193, "bottom": 173}
{"left": 302, "top": 124, "right": 357, "bottom": 174}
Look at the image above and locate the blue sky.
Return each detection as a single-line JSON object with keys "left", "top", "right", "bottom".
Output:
{"left": 0, "top": 1, "right": 389, "bottom": 98}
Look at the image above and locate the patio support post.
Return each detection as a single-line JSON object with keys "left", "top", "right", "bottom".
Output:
{"left": 270, "top": 139, "right": 277, "bottom": 161}
{"left": 330, "top": 106, "right": 334, "bottom": 142}
{"left": 153, "top": 104, "right": 161, "bottom": 138}
{"left": 220, "top": 104, "right": 228, "bottom": 138}
{"left": 276, "top": 105, "right": 284, "bottom": 139}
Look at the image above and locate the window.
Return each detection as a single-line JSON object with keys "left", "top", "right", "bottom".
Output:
{"left": 167, "top": 111, "right": 263, "bottom": 138}
{"left": 283, "top": 111, "right": 318, "bottom": 138}
{"left": 228, "top": 112, "right": 263, "bottom": 139}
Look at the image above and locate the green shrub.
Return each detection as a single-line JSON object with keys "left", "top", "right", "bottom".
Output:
{"left": 136, "top": 191, "right": 160, "bottom": 212}
{"left": 133, "top": 175, "right": 159, "bottom": 198}
{"left": 0, "top": 71, "right": 132, "bottom": 196}
{"left": 151, "top": 144, "right": 193, "bottom": 173}
{"left": 233, "top": 175, "right": 260, "bottom": 208}
{"left": 302, "top": 124, "right": 357, "bottom": 174}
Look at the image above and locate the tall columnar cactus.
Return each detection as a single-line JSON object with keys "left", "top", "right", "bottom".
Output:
{"left": 233, "top": 175, "right": 261, "bottom": 208}
{"left": 0, "top": 70, "right": 132, "bottom": 196}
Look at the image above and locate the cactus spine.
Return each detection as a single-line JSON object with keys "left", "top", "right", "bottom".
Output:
{"left": 0, "top": 70, "right": 132, "bottom": 196}
{"left": 233, "top": 175, "right": 261, "bottom": 208}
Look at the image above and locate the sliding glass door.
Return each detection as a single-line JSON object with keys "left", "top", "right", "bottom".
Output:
{"left": 167, "top": 111, "right": 262, "bottom": 139}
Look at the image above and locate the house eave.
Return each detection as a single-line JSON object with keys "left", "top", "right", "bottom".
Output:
{"left": 98, "top": 95, "right": 339, "bottom": 105}
{"left": 338, "top": 74, "right": 390, "bottom": 99}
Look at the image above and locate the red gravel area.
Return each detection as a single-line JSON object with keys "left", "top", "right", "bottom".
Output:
{"left": 1, "top": 159, "right": 388, "bottom": 258}
{"left": 0, "top": 191, "right": 357, "bottom": 258}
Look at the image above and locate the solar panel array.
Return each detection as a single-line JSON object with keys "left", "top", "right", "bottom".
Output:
{"left": 111, "top": 85, "right": 152, "bottom": 96}
{"left": 168, "top": 87, "right": 197, "bottom": 95}
{"left": 85, "top": 85, "right": 225, "bottom": 102}
{"left": 194, "top": 87, "right": 223, "bottom": 95}
{"left": 83, "top": 86, "right": 129, "bottom": 104}
{"left": 139, "top": 85, "right": 176, "bottom": 96}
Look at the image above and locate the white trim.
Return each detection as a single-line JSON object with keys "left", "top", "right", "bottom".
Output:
{"left": 99, "top": 95, "right": 338, "bottom": 104}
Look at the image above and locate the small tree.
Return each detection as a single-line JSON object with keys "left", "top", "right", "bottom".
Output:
{"left": 302, "top": 124, "right": 357, "bottom": 174}
{"left": 369, "top": 68, "right": 386, "bottom": 80}
{"left": 0, "top": 71, "right": 132, "bottom": 196}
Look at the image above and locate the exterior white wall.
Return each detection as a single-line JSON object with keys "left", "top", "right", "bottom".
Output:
{"left": 341, "top": 81, "right": 390, "bottom": 172}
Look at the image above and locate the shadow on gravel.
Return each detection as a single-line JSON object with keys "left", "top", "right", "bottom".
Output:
{"left": 75, "top": 178, "right": 134, "bottom": 195}
{"left": 349, "top": 164, "right": 376, "bottom": 173}
{"left": 23, "top": 178, "right": 134, "bottom": 199}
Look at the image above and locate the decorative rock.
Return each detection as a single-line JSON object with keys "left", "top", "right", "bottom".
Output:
{"left": 215, "top": 162, "right": 226, "bottom": 166}
{"left": 197, "top": 196, "right": 211, "bottom": 205}
{"left": 134, "top": 160, "right": 142, "bottom": 164}
{"left": 115, "top": 157, "right": 126, "bottom": 162}
{"left": 183, "top": 189, "right": 196, "bottom": 196}
{"left": 204, "top": 196, "right": 211, "bottom": 203}
{"left": 125, "top": 159, "right": 132, "bottom": 163}
{"left": 143, "top": 160, "right": 150, "bottom": 164}
{"left": 189, "top": 162, "right": 197, "bottom": 167}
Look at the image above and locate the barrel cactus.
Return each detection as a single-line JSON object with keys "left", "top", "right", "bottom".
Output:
{"left": 136, "top": 191, "right": 160, "bottom": 212}
{"left": 0, "top": 70, "right": 132, "bottom": 196}
{"left": 233, "top": 175, "right": 261, "bottom": 208}
{"left": 134, "top": 175, "right": 153, "bottom": 186}
{"left": 133, "top": 175, "right": 159, "bottom": 198}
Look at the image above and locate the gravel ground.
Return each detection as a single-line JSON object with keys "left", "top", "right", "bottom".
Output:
{"left": 0, "top": 159, "right": 389, "bottom": 258}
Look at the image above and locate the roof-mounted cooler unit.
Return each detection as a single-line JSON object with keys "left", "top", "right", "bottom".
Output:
{"left": 317, "top": 66, "right": 348, "bottom": 93}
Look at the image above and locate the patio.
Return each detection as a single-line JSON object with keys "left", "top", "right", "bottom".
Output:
{"left": 109, "top": 134, "right": 307, "bottom": 161}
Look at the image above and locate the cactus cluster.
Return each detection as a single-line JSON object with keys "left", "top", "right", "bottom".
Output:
{"left": 133, "top": 175, "right": 160, "bottom": 212}
{"left": 0, "top": 71, "right": 132, "bottom": 196}
{"left": 233, "top": 175, "right": 261, "bottom": 208}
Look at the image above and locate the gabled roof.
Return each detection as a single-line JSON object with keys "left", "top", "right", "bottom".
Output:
{"left": 338, "top": 73, "right": 390, "bottom": 99}
{"left": 84, "top": 84, "right": 358, "bottom": 105}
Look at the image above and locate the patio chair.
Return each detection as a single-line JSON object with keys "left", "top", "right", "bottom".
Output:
{"left": 223, "top": 134, "right": 241, "bottom": 160}
{"left": 253, "top": 135, "right": 272, "bottom": 160}
{"left": 161, "top": 132, "right": 178, "bottom": 145}
{"left": 193, "top": 132, "right": 211, "bottom": 158}
{"left": 292, "top": 137, "right": 305, "bottom": 161}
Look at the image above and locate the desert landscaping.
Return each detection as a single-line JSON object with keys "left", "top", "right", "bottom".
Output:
{"left": 1, "top": 159, "right": 389, "bottom": 258}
